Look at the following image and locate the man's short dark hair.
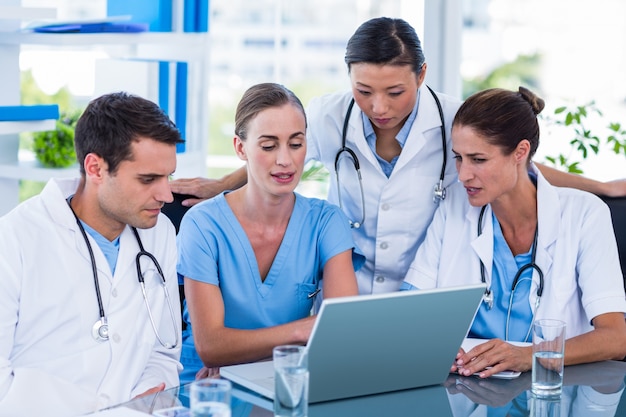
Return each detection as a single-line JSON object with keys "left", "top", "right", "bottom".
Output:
{"left": 74, "top": 92, "right": 184, "bottom": 175}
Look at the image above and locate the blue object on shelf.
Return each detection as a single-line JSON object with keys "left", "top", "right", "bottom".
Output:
{"left": 107, "top": 0, "right": 172, "bottom": 32}
{"left": 183, "top": 0, "right": 197, "bottom": 33}
{"left": 158, "top": 61, "right": 170, "bottom": 115}
{"left": 0, "top": 105, "right": 59, "bottom": 122}
{"left": 175, "top": 62, "right": 188, "bottom": 152}
{"left": 184, "top": 0, "right": 210, "bottom": 32}
{"left": 33, "top": 22, "right": 148, "bottom": 33}
{"left": 196, "top": 0, "right": 210, "bottom": 32}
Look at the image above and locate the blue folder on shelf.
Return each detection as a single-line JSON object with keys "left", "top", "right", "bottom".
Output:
{"left": 0, "top": 105, "right": 59, "bottom": 122}
{"left": 33, "top": 21, "right": 148, "bottom": 33}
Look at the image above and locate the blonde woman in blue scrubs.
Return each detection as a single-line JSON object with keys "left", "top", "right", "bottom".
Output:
{"left": 176, "top": 83, "right": 362, "bottom": 383}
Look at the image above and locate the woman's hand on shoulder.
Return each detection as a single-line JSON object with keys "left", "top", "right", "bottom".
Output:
{"left": 169, "top": 177, "right": 223, "bottom": 206}
{"left": 169, "top": 167, "right": 248, "bottom": 206}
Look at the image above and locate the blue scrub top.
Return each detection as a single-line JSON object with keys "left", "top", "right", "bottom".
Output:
{"left": 469, "top": 212, "right": 533, "bottom": 342}
{"left": 178, "top": 192, "right": 363, "bottom": 328}
{"left": 176, "top": 192, "right": 363, "bottom": 382}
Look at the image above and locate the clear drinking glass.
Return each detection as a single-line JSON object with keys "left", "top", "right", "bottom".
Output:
{"left": 273, "top": 345, "right": 309, "bottom": 417}
{"left": 190, "top": 378, "right": 232, "bottom": 417}
{"left": 531, "top": 319, "right": 566, "bottom": 398}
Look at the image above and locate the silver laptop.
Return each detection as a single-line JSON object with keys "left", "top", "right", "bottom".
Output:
{"left": 308, "top": 383, "right": 453, "bottom": 417}
{"left": 220, "top": 284, "right": 485, "bottom": 404}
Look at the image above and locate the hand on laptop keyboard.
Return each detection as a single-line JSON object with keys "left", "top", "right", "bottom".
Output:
{"left": 195, "top": 366, "right": 221, "bottom": 380}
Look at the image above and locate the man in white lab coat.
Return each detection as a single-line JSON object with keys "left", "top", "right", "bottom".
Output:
{"left": 0, "top": 92, "right": 183, "bottom": 416}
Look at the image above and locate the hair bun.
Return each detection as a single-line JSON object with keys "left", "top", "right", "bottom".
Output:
{"left": 518, "top": 86, "right": 545, "bottom": 115}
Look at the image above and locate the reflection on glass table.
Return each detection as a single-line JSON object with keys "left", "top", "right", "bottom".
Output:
{"left": 445, "top": 360, "right": 626, "bottom": 417}
{"left": 105, "top": 360, "right": 626, "bottom": 417}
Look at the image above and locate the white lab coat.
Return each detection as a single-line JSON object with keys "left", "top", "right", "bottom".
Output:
{"left": 306, "top": 86, "right": 461, "bottom": 294}
{"left": 0, "top": 178, "right": 182, "bottom": 417}
{"left": 405, "top": 164, "right": 626, "bottom": 338}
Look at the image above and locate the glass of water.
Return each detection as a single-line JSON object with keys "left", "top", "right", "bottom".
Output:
{"left": 531, "top": 319, "right": 566, "bottom": 398}
{"left": 273, "top": 345, "right": 309, "bottom": 417}
{"left": 190, "top": 378, "right": 232, "bottom": 417}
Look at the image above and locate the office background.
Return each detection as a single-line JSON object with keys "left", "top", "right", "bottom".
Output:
{"left": 6, "top": 0, "right": 626, "bottom": 205}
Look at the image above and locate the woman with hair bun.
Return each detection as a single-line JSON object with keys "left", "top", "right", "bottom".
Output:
{"left": 404, "top": 87, "right": 626, "bottom": 376}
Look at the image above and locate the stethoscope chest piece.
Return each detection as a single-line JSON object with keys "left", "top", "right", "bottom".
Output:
{"left": 483, "top": 289, "right": 494, "bottom": 310}
{"left": 92, "top": 318, "right": 109, "bottom": 342}
{"left": 433, "top": 181, "right": 447, "bottom": 202}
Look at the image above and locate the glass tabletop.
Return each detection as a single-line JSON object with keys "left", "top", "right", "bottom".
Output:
{"left": 110, "top": 360, "right": 626, "bottom": 417}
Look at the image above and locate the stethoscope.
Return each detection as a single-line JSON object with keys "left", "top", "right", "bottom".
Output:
{"left": 334, "top": 85, "right": 448, "bottom": 229}
{"left": 477, "top": 205, "right": 544, "bottom": 342}
{"left": 67, "top": 200, "right": 179, "bottom": 349}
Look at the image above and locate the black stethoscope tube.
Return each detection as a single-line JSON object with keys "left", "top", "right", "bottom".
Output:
{"left": 477, "top": 205, "right": 544, "bottom": 341}
{"left": 67, "top": 199, "right": 178, "bottom": 349}
{"left": 334, "top": 85, "right": 448, "bottom": 229}
{"left": 70, "top": 204, "right": 109, "bottom": 341}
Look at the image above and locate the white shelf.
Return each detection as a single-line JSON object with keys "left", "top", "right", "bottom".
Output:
{"left": 1, "top": 31, "right": 210, "bottom": 61}
{"left": 0, "top": 119, "right": 55, "bottom": 135}
{"left": 1, "top": 31, "right": 206, "bottom": 45}
{"left": 0, "top": 6, "right": 56, "bottom": 21}
{"left": 1, "top": 150, "right": 209, "bottom": 183}
{"left": 0, "top": 160, "right": 79, "bottom": 182}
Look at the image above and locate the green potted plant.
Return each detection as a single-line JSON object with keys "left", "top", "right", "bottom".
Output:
{"left": 541, "top": 102, "right": 626, "bottom": 174}
{"left": 32, "top": 110, "right": 81, "bottom": 168}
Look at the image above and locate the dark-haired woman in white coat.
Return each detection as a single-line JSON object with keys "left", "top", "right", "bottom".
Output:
{"left": 404, "top": 87, "right": 626, "bottom": 377}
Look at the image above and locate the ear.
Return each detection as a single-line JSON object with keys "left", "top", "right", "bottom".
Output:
{"left": 514, "top": 139, "right": 531, "bottom": 164}
{"left": 416, "top": 63, "right": 427, "bottom": 88}
{"left": 233, "top": 136, "right": 247, "bottom": 161}
{"left": 83, "top": 153, "right": 106, "bottom": 183}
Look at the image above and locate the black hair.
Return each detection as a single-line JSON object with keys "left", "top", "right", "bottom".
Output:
{"left": 344, "top": 17, "right": 426, "bottom": 75}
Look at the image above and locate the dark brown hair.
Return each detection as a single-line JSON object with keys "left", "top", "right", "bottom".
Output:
{"left": 453, "top": 86, "right": 545, "bottom": 159}
{"left": 74, "top": 92, "right": 183, "bottom": 175}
